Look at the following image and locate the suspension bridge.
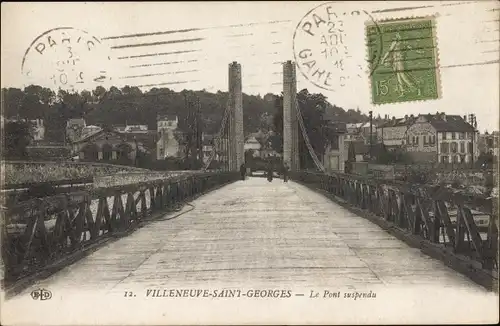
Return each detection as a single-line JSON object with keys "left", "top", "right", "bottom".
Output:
{"left": 1, "top": 60, "right": 498, "bottom": 323}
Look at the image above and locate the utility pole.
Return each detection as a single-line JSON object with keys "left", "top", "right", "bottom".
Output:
{"left": 369, "top": 110, "right": 373, "bottom": 161}
{"left": 183, "top": 91, "right": 190, "bottom": 165}
{"left": 473, "top": 114, "right": 477, "bottom": 168}
{"left": 469, "top": 113, "right": 476, "bottom": 168}
{"left": 184, "top": 91, "right": 198, "bottom": 168}
{"left": 196, "top": 96, "right": 203, "bottom": 166}
{"left": 191, "top": 94, "right": 199, "bottom": 168}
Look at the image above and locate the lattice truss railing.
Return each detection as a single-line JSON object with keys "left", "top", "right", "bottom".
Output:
{"left": 1, "top": 172, "right": 239, "bottom": 283}
{"left": 293, "top": 171, "right": 499, "bottom": 275}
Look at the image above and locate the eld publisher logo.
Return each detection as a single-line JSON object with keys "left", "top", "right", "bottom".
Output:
{"left": 30, "top": 289, "right": 52, "bottom": 301}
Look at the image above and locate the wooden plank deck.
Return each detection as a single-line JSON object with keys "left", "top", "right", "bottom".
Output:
{"left": 2, "top": 177, "right": 497, "bottom": 324}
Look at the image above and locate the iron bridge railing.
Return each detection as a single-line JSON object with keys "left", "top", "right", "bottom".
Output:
{"left": 291, "top": 170, "right": 498, "bottom": 290}
{"left": 1, "top": 171, "right": 239, "bottom": 286}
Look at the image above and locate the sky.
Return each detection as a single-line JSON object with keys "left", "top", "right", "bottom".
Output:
{"left": 1, "top": 1, "right": 499, "bottom": 132}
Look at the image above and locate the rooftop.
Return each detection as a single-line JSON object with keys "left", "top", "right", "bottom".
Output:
{"left": 378, "top": 116, "right": 416, "bottom": 128}
{"left": 326, "top": 122, "right": 347, "bottom": 133}
{"left": 427, "top": 114, "right": 475, "bottom": 132}
{"left": 245, "top": 136, "right": 260, "bottom": 143}
{"left": 158, "top": 114, "right": 178, "bottom": 121}
{"left": 377, "top": 113, "right": 476, "bottom": 132}
{"left": 123, "top": 125, "right": 148, "bottom": 132}
{"left": 67, "top": 118, "right": 86, "bottom": 126}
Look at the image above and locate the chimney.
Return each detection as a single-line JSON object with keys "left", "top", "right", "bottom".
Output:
{"left": 463, "top": 115, "right": 466, "bottom": 121}
{"left": 440, "top": 112, "right": 446, "bottom": 121}
{"left": 404, "top": 115, "right": 408, "bottom": 120}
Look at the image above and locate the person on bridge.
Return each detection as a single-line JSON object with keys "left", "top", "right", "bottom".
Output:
{"left": 239, "top": 163, "right": 246, "bottom": 180}
{"left": 267, "top": 164, "right": 274, "bottom": 182}
{"left": 282, "top": 163, "right": 289, "bottom": 183}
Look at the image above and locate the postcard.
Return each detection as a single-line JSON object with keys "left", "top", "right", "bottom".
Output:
{"left": 1, "top": 1, "right": 499, "bottom": 325}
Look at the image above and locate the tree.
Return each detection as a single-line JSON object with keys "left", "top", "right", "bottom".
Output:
{"left": 19, "top": 85, "right": 53, "bottom": 119}
{"left": 271, "top": 89, "right": 332, "bottom": 169}
{"left": 2, "top": 84, "right": 375, "bottom": 169}
{"left": 374, "top": 145, "right": 412, "bottom": 165}
{"left": 477, "top": 151, "right": 494, "bottom": 168}
{"left": 2, "top": 88, "right": 25, "bottom": 118}
{"left": 4, "top": 121, "right": 33, "bottom": 159}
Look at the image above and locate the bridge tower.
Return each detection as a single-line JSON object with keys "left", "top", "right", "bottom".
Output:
{"left": 228, "top": 61, "right": 244, "bottom": 171}
{"left": 283, "top": 60, "right": 299, "bottom": 171}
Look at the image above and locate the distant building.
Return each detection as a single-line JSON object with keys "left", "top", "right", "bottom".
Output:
{"left": 244, "top": 136, "right": 261, "bottom": 157}
{"left": 4, "top": 117, "right": 45, "bottom": 141}
{"left": 80, "top": 125, "right": 102, "bottom": 139}
{"left": 478, "top": 131, "right": 499, "bottom": 158}
{"left": 344, "top": 122, "right": 365, "bottom": 142}
{"left": 377, "top": 115, "right": 416, "bottom": 147}
{"left": 323, "top": 122, "right": 347, "bottom": 172}
{"left": 124, "top": 125, "right": 148, "bottom": 133}
{"left": 71, "top": 129, "right": 156, "bottom": 162}
{"left": 202, "top": 134, "right": 214, "bottom": 163}
{"left": 30, "top": 119, "right": 45, "bottom": 141}
{"left": 405, "top": 113, "right": 476, "bottom": 163}
{"left": 114, "top": 125, "right": 127, "bottom": 133}
{"left": 343, "top": 121, "right": 378, "bottom": 145}
{"left": 156, "top": 115, "right": 181, "bottom": 160}
{"left": 66, "top": 118, "right": 86, "bottom": 143}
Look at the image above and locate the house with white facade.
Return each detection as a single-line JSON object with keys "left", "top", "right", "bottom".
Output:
{"left": 156, "top": 115, "right": 181, "bottom": 160}
{"left": 244, "top": 136, "right": 261, "bottom": 157}
{"left": 405, "top": 113, "right": 476, "bottom": 164}
{"left": 323, "top": 122, "right": 347, "bottom": 172}
{"left": 202, "top": 134, "right": 214, "bottom": 164}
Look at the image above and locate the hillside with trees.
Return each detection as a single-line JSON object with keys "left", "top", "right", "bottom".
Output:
{"left": 2, "top": 85, "right": 371, "bottom": 164}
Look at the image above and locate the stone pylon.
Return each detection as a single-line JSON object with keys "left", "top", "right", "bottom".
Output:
{"left": 228, "top": 61, "right": 244, "bottom": 171}
{"left": 283, "top": 60, "right": 299, "bottom": 171}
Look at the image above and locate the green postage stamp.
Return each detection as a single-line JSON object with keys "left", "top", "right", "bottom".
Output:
{"left": 367, "top": 17, "right": 440, "bottom": 105}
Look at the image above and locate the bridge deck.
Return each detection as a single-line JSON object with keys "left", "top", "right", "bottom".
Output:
{"left": 3, "top": 178, "right": 497, "bottom": 324}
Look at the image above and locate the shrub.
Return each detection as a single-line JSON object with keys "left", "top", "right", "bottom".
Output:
{"left": 404, "top": 167, "right": 435, "bottom": 184}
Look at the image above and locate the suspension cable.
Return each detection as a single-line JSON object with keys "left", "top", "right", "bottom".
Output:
{"left": 203, "top": 95, "right": 325, "bottom": 173}
{"left": 295, "top": 97, "right": 326, "bottom": 173}
{"left": 202, "top": 100, "right": 230, "bottom": 171}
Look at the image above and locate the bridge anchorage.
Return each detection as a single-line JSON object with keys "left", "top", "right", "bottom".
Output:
{"left": 1, "top": 61, "right": 498, "bottom": 303}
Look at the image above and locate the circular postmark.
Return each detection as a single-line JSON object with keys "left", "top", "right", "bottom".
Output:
{"left": 21, "top": 27, "right": 113, "bottom": 92}
{"left": 293, "top": 2, "right": 383, "bottom": 92}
